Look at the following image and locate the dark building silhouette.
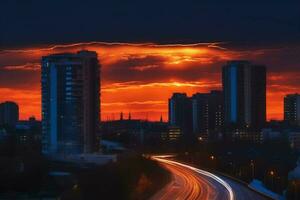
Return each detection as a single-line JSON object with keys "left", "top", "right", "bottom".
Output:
{"left": 284, "top": 94, "right": 300, "bottom": 126}
{"left": 101, "top": 119, "right": 168, "bottom": 146}
{"left": 192, "top": 91, "right": 223, "bottom": 140}
{"left": 168, "top": 93, "right": 193, "bottom": 136}
{"left": 15, "top": 116, "right": 41, "bottom": 145}
{"left": 41, "top": 51, "right": 100, "bottom": 155}
{"left": 222, "top": 61, "right": 266, "bottom": 129}
{"left": 0, "top": 101, "right": 19, "bottom": 127}
{"left": 192, "top": 93, "right": 209, "bottom": 136}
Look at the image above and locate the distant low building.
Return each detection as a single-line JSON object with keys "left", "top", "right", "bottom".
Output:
{"left": 161, "top": 126, "right": 182, "bottom": 141}
{"left": 227, "top": 128, "right": 262, "bottom": 143}
{"left": 16, "top": 116, "right": 40, "bottom": 130}
{"left": 261, "top": 128, "right": 282, "bottom": 142}
{"left": 0, "top": 128, "right": 8, "bottom": 143}
{"left": 288, "top": 131, "right": 300, "bottom": 151}
{"left": 101, "top": 118, "right": 168, "bottom": 146}
{"left": 15, "top": 117, "right": 41, "bottom": 145}
{"left": 284, "top": 94, "right": 300, "bottom": 126}
{"left": 289, "top": 159, "right": 300, "bottom": 180}
{"left": 0, "top": 101, "right": 19, "bottom": 128}
{"left": 260, "top": 122, "right": 300, "bottom": 151}
{"left": 100, "top": 140, "right": 125, "bottom": 153}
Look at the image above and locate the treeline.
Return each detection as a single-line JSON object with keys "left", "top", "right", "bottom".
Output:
{"left": 0, "top": 135, "right": 48, "bottom": 198}
{"left": 61, "top": 154, "right": 171, "bottom": 200}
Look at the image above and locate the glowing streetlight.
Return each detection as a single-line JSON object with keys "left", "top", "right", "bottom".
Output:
{"left": 250, "top": 160, "right": 255, "bottom": 179}
{"left": 269, "top": 170, "right": 275, "bottom": 189}
{"left": 292, "top": 181, "right": 298, "bottom": 200}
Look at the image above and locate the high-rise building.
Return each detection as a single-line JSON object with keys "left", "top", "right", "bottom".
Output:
{"left": 0, "top": 101, "right": 19, "bottom": 127}
{"left": 192, "top": 91, "right": 223, "bottom": 139}
{"left": 41, "top": 51, "right": 100, "bottom": 155}
{"left": 284, "top": 94, "right": 300, "bottom": 126}
{"left": 192, "top": 93, "right": 209, "bottom": 135}
{"left": 222, "top": 61, "right": 266, "bottom": 129}
{"left": 208, "top": 91, "right": 224, "bottom": 131}
{"left": 168, "top": 93, "right": 193, "bottom": 136}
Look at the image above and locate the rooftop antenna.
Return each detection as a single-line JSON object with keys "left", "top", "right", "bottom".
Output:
{"left": 120, "top": 112, "right": 123, "bottom": 121}
{"left": 128, "top": 112, "right": 131, "bottom": 120}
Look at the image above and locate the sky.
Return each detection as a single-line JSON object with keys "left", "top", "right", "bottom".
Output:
{"left": 0, "top": 1, "right": 300, "bottom": 121}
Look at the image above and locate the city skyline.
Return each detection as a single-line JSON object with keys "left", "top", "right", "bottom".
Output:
{"left": 0, "top": 42, "right": 299, "bottom": 121}
{"left": 1, "top": 1, "right": 300, "bottom": 199}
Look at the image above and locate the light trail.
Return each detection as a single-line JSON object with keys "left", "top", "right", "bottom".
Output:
{"left": 152, "top": 155, "right": 235, "bottom": 200}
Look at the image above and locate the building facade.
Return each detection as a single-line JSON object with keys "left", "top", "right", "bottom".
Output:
{"left": 41, "top": 51, "right": 100, "bottom": 155}
{"left": 192, "top": 93, "right": 209, "bottom": 136}
{"left": 192, "top": 91, "right": 224, "bottom": 140}
{"left": 284, "top": 94, "right": 300, "bottom": 126}
{"left": 222, "top": 61, "right": 266, "bottom": 129}
{"left": 168, "top": 93, "right": 193, "bottom": 136}
{"left": 0, "top": 101, "right": 19, "bottom": 127}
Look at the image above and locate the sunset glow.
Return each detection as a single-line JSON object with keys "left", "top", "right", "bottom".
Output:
{"left": 0, "top": 42, "right": 299, "bottom": 121}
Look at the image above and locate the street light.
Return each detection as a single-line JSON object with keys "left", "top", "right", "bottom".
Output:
{"left": 209, "top": 155, "right": 215, "bottom": 170}
{"left": 250, "top": 160, "right": 255, "bottom": 180}
{"left": 292, "top": 181, "right": 298, "bottom": 200}
{"left": 270, "top": 170, "right": 275, "bottom": 190}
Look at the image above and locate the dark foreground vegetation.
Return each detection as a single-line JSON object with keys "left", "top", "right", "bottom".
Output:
{"left": 61, "top": 154, "right": 170, "bottom": 200}
{"left": 0, "top": 134, "right": 170, "bottom": 200}
{"left": 0, "top": 134, "right": 48, "bottom": 199}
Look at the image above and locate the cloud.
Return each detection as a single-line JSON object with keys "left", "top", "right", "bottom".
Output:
{"left": 102, "top": 100, "right": 166, "bottom": 106}
{"left": 2, "top": 63, "right": 40, "bottom": 71}
{"left": 102, "top": 81, "right": 221, "bottom": 93}
{"left": 0, "top": 41, "right": 300, "bottom": 120}
{"left": 131, "top": 65, "right": 160, "bottom": 71}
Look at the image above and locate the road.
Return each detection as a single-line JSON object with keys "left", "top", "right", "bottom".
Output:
{"left": 150, "top": 155, "right": 268, "bottom": 200}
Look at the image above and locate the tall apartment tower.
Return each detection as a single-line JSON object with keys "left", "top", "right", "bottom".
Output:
{"left": 284, "top": 94, "right": 300, "bottom": 126}
{"left": 168, "top": 93, "right": 193, "bottom": 135}
{"left": 192, "top": 93, "right": 209, "bottom": 135}
{"left": 222, "top": 61, "right": 266, "bottom": 129}
{"left": 41, "top": 51, "right": 100, "bottom": 155}
{"left": 0, "top": 101, "right": 19, "bottom": 127}
{"left": 192, "top": 91, "right": 223, "bottom": 138}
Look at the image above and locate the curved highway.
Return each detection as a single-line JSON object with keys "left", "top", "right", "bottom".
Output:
{"left": 150, "top": 155, "right": 268, "bottom": 200}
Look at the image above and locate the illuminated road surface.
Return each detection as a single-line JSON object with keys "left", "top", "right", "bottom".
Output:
{"left": 151, "top": 156, "right": 267, "bottom": 200}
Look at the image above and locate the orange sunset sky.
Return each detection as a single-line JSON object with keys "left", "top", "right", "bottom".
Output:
{"left": 0, "top": 42, "right": 300, "bottom": 121}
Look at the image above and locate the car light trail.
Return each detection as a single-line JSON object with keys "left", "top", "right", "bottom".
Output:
{"left": 152, "top": 155, "right": 235, "bottom": 200}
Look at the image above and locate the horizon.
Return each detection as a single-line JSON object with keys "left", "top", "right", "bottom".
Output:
{"left": 1, "top": 1, "right": 300, "bottom": 199}
{"left": 0, "top": 41, "right": 299, "bottom": 121}
{"left": 1, "top": 1, "right": 300, "bottom": 123}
